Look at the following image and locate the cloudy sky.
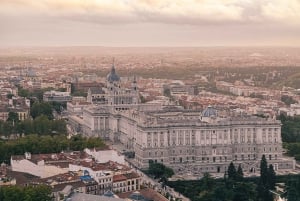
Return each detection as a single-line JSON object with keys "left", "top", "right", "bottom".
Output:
{"left": 0, "top": 0, "right": 300, "bottom": 46}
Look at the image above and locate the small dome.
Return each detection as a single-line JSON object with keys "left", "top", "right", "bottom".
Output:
{"left": 107, "top": 65, "right": 120, "bottom": 82}
{"left": 202, "top": 106, "right": 217, "bottom": 117}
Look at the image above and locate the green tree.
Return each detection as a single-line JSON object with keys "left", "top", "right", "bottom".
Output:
{"left": 279, "top": 115, "right": 300, "bottom": 143}
{"left": 27, "top": 185, "right": 52, "bottom": 201}
{"left": 2, "top": 186, "right": 24, "bottom": 201}
{"left": 18, "top": 87, "right": 30, "bottom": 97}
{"left": 30, "top": 102, "right": 53, "bottom": 120}
{"left": 233, "top": 182, "right": 257, "bottom": 201}
{"left": 267, "top": 164, "right": 276, "bottom": 190}
{"left": 0, "top": 187, "right": 4, "bottom": 201}
{"left": 287, "top": 178, "right": 300, "bottom": 201}
{"left": 0, "top": 185, "right": 52, "bottom": 201}
{"left": 34, "top": 115, "right": 51, "bottom": 135}
{"left": 148, "top": 161, "right": 174, "bottom": 179}
{"left": 228, "top": 162, "right": 237, "bottom": 180}
{"left": 0, "top": 134, "right": 105, "bottom": 164}
{"left": 260, "top": 155, "right": 268, "bottom": 186}
{"left": 6, "top": 94, "right": 13, "bottom": 99}
{"left": 2, "top": 122, "right": 14, "bottom": 136}
{"left": 258, "top": 155, "right": 273, "bottom": 201}
{"left": 281, "top": 95, "right": 297, "bottom": 106}
{"left": 236, "top": 164, "right": 244, "bottom": 181}
{"left": 200, "top": 172, "right": 215, "bottom": 191}
{"left": 287, "top": 184, "right": 299, "bottom": 201}
{"left": 7, "top": 112, "right": 19, "bottom": 123}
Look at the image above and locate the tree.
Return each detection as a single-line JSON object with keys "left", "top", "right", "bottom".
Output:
{"left": 7, "top": 112, "right": 19, "bottom": 123}
{"left": 0, "top": 187, "right": 4, "bottom": 201}
{"left": 164, "top": 166, "right": 175, "bottom": 178}
{"left": 287, "top": 178, "right": 300, "bottom": 201}
{"left": 228, "top": 162, "right": 237, "bottom": 180}
{"left": 0, "top": 185, "right": 52, "bottom": 201}
{"left": 258, "top": 155, "right": 273, "bottom": 201}
{"left": 212, "top": 183, "right": 228, "bottom": 201}
{"left": 260, "top": 155, "right": 268, "bottom": 186}
{"left": 287, "top": 184, "right": 299, "bottom": 201}
{"left": 148, "top": 161, "right": 174, "bottom": 179}
{"left": 281, "top": 95, "right": 297, "bottom": 106}
{"left": 1, "top": 186, "right": 24, "bottom": 201}
{"left": 28, "top": 185, "right": 52, "bottom": 201}
{"left": 0, "top": 134, "right": 105, "bottom": 164}
{"left": 267, "top": 164, "right": 276, "bottom": 190}
{"left": 18, "top": 87, "right": 30, "bottom": 97}
{"left": 30, "top": 102, "right": 53, "bottom": 120}
{"left": 6, "top": 94, "right": 13, "bottom": 99}
{"left": 201, "top": 173, "right": 215, "bottom": 191}
{"left": 34, "top": 115, "right": 51, "bottom": 135}
{"left": 236, "top": 164, "right": 244, "bottom": 181}
{"left": 233, "top": 182, "right": 257, "bottom": 201}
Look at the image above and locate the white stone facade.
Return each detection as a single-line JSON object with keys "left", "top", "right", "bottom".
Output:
{"left": 71, "top": 66, "right": 295, "bottom": 175}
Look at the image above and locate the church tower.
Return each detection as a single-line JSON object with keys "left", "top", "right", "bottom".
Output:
{"left": 105, "top": 60, "right": 140, "bottom": 106}
{"left": 106, "top": 59, "right": 120, "bottom": 105}
{"left": 131, "top": 75, "right": 138, "bottom": 104}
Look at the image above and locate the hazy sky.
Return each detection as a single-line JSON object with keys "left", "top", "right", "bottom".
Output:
{"left": 0, "top": 0, "right": 300, "bottom": 47}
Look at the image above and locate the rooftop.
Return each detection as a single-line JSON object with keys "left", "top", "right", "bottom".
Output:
{"left": 69, "top": 193, "right": 125, "bottom": 201}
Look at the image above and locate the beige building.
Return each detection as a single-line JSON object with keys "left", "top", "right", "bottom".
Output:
{"left": 70, "top": 66, "right": 295, "bottom": 175}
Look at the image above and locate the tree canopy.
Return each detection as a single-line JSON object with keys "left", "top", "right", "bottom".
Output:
{"left": 0, "top": 185, "right": 52, "bottom": 201}
{"left": 0, "top": 134, "right": 106, "bottom": 164}
{"left": 147, "top": 160, "right": 174, "bottom": 179}
{"left": 30, "top": 102, "right": 53, "bottom": 120}
{"left": 0, "top": 116, "right": 66, "bottom": 136}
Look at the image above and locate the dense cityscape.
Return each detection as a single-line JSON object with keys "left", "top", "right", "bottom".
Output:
{"left": 0, "top": 47, "right": 299, "bottom": 201}
{"left": 1, "top": 0, "right": 300, "bottom": 201}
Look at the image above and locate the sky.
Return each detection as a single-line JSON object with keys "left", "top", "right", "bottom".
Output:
{"left": 0, "top": 0, "right": 300, "bottom": 47}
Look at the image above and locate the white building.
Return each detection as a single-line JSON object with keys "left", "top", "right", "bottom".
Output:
{"left": 43, "top": 90, "right": 72, "bottom": 102}
{"left": 11, "top": 152, "right": 68, "bottom": 178}
{"left": 11, "top": 149, "right": 141, "bottom": 194}
{"left": 69, "top": 160, "right": 140, "bottom": 194}
{"left": 84, "top": 148, "right": 125, "bottom": 164}
{"left": 69, "top": 65, "right": 295, "bottom": 175}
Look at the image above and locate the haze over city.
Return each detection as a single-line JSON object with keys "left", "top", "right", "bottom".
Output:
{"left": 1, "top": 0, "right": 300, "bottom": 47}
{"left": 1, "top": 1, "right": 300, "bottom": 201}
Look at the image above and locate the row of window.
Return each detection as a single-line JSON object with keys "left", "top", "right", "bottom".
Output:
{"left": 146, "top": 127, "right": 279, "bottom": 138}
{"left": 97, "top": 177, "right": 112, "bottom": 183}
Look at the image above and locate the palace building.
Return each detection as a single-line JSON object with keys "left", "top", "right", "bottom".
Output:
{"left": 68, "top": 65, "right": 295, "bottom": 175}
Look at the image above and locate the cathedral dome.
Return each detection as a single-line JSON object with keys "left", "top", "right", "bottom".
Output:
{"left": 202, "top": 106, "right": 217, "bottom": 117}
{"left": 107, "top": 64, "right": 120, "bottom": 82}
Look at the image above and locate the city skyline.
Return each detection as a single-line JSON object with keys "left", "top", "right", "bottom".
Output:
{"left": 1, "top": 0, "right": 300, "bottom": 47}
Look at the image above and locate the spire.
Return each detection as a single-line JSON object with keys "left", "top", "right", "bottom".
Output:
{"left": 107, "top": 58, "right": 120, "bottom": 82}
{"left": 111, "top": 57, "right": 116, "bottom": 73}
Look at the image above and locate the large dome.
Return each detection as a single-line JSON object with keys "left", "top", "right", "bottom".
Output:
{"left": 107, "top": 65, "right": 120, "bottom": 82}
{"left": 202, "top": 106, "right": 217, "bottom": 117}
